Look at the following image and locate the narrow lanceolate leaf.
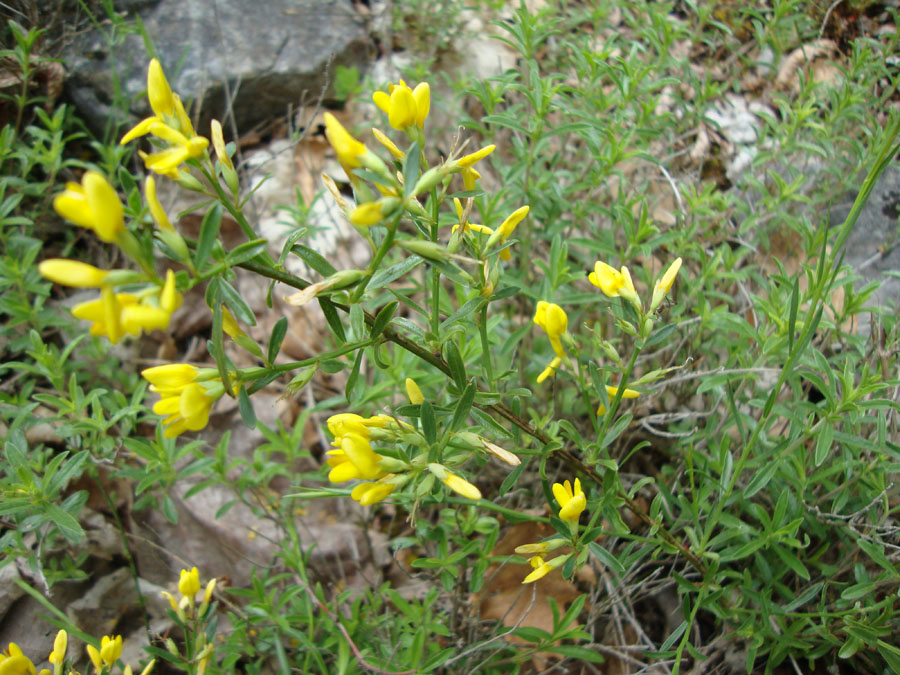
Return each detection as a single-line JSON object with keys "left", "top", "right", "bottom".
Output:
{"left": 444, "top": 341, "right": 466, "bottom": 391}
{"left": 238, "top": 386, "right": 257, "bottom": 429}
{"left": 195, "top": 203, "right": 222, "bottom": 270}
{"left": 291, "top": 243, "right": 337, "bottom": 277}
{"left": 370, "top": 301, "right": 398, "bottom": 339}
{"left": 450, "top": 382, "right": 476, "bottom": 432}
{"left": 420, "top": 400, "right": 436, "bottom": 445}
{"left": 318, "top": 296, "right": 346, "bottom": 343}
{"left": 814, "top": 420, "right": 833, "bottom": 467}
{"left": 345, "top": 349, "right": 364, "bottom": 402}
{"left": 267, "top": 317, "right": 288, "bottom": 365}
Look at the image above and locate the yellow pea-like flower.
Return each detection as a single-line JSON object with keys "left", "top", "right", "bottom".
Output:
{"left": 210, "top": 119, "right": 233, "bottom": 169}
{"left": 38, "top": 259, "right": 108, "bottom": 287}
{"left": 53, "top": 171, "right": 124, "bottom": 243}
{"left": 147, "top": 58, "right": 175, "bottom": 118}
{"left": 405, "top": 377, "right": 424, "bottom": 404}
{"left": 351, "top": 481, "right": 396, "bottom": 506}
{"left": 650, "top": 257, "right": 683, "bottom": 311}
{"left": 552, "top": 478, "right": 586, "bottom": 523}
{"left": 522, "top": 555, "right": 554, "bottom": 584}
{"left": 178, "top": 567, "right": 201, "bottom": 597}
{"left": 441, "top": 471, "right": 482, "bottom": 501}
{"left": 455, "top": 144, "right": 495, "bottom": 168}
{"left": 323, "top": 112, "right": 367, "bottom": 170}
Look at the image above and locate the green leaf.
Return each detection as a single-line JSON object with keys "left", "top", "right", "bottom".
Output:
{"left": 161, "top": 494, "right": 178, "bottom": 524}
{"left": 238, "top": 387, "right": 257, "bottom": 429}
{"left": 267, "top": 317, "right": 288, "bottom": 364}
{"left": 449, "top": 382, "right": 476, "bottom": 432}
{"left": 444, "top": 341, "right": 467, "bottom": 391}
{"left": 499, "top": 460, "right": 526, "bottom": 496}
{"left": 370, "top": 301, "right": 398, "bottom": 339}
{"left": 318, "top": 297, "right": 346, "bottom": 343}
{"left": 421, "top": 400, "right": 436, "bottom": 445}
{"left": 226, "top": 238, "right": 269, "bottom": 266}
{"left": 601, "top": 413, "right": 632, "bottom": 448}
{"left": 345, "top": 349, "right": 364, "bottom": 402}
{"left": 588, "top": 541, "right": 626, "bottom": 575}
{"left": 787, "top": 275, "right": 800, "bottom": 352}
{"left": 402, "top": 141, "right": 421, "bottom": 198}
{"left": 44, "top": 504, "right": 84, "bottom": 543}
{"left": 370, "top": 255, "right": 424, "bottom": 290}
{"left": 814, "top": 419, "right": 833, "bottom": 466}
{"left": 219, "top": 279, "right": 256, "bottom": 325}
{"left": 291, "top": 244, "right": 336, "bottom": 277}
{"left": 194, "top": 204, "right": 222, "bottom": 270}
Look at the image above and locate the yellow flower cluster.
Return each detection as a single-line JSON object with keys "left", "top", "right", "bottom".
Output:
{"left": 120, "top": 59, "right": 209, "bottom": 177}
{"left": 515, "top": 478, "right": 587, "bottom": 583}
{"left": 141, "top": 364, "right": 225, "bottom": 437}
{"left": 325, "top": 414, "right": 399, "bottom": 505}
{"left": 0, "top": 631, "right": 153, "bottom": 675}
{"left": 39, "top": 261, "right": 182, "bottom": 344}
{"left": 451, "top": 201, "right": 529, "bottom": 261}
{"left": 589, "top": 257, "right": 682, "bottom": 313}
{"left": 161, "top": 566, "right": 217, "bottom": 621}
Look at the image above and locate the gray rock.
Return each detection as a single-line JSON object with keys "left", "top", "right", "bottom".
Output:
{"left": 64, "top": 0, "right": 369, "bottom": 135}
{"left": 832, "top": 165, "right": 900, "bottom": 312}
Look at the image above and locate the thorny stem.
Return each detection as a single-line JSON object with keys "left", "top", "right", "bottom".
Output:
{"left": 237, "top": 259, "right": 708, "bottom": 575}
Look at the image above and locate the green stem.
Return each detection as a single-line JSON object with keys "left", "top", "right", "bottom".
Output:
{"left": 478, "top": 304, "right": 494, "bottom": 389}
{"left": 591, "top": 339, "right": 643, "bottom": 463}
{"left": 237, "top": 338, "right": 376, "bottom": 380}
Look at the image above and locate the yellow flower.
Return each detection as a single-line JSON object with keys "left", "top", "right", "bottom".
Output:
{"left": 536, "top": 356, "right": 562, "bottom": 384}
{"left": 350, "top": 480, "right": 396, "bottom": 506}
{"left": 442, "top": 471, "right": 482, "bottom": 500}
{"left": 0, "top": 643, "right": 37, "bottom": 675}
{"left": 69, "top": 270, "right": 182, "bottom": 343}
{"left": 350, "top": 201, "right": 385, "bottom": 227}
{"left": 147, "top": 58, "right": 175, "bottom": 118}
{"left": 71, "top": 286, "right": 128, "bottom": 344}
{"left": 144, "top": 176, "right": 173, "bottom": 231}
{"left": 210, "top": 119, "right": 233, "bottom": 169}
{"left": 38, "top": 259, "right": 108, "bottom": 287}
{"left": 178, "top": 567, "right": 201, "bottom": 597}
{"left": 142, "top": 364, "right": 222, "bottom": 437}
{"left": 326, "top": 433, "right": 385, "bottom": 482}
{"left": 487, "top": 205, "right": 529, "bottom": 260}
{"left": 121, "top": 61, "right": 209, "bottom": 175}
{"left": 48, "top": 631, "right": 67, "bottom": 666}
{"left": 533, "top": 301, "right": 568, "bottom": 357}
{"left": 522, "top": 556, "right": 554, "bottom": 584}
{"left": 405, "top": 377, "right": 424, "bottom": 404}
{"left": 220, "top": 305, "right": 244, "bottom": 339}
{"left": 455, "top": 144, "right": 495, "bottom": 168}
{"left": 597, "top": 385, "right": 640, "bottom": 415}
{"left": 373, "top": 80, "right": 430, "bottom": 130}
{"left": 323, "top": 112, "right": 367, "bottom": 170}
{"left": 650, "top": 257, "right": 683, "bottom": 311}
{"left": 202, "top": 578, "right": 217, "bottom": 606}
{"left": 87, "top": 635, "right": 122, "bottom": 673}
{"left": 552, "top": 478, "right": 586, "bottom": 523}
{"left": 372, "top": 128, "right": 405, "bottom": 160}
{"left": 462, "top": 166, "right": 480, "bottom": 192}
{"left": 53, "top": 171, "right": 124, "bottom": 243}
{"left": 588, "top": 261, "right": 626, "bottom": 297}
